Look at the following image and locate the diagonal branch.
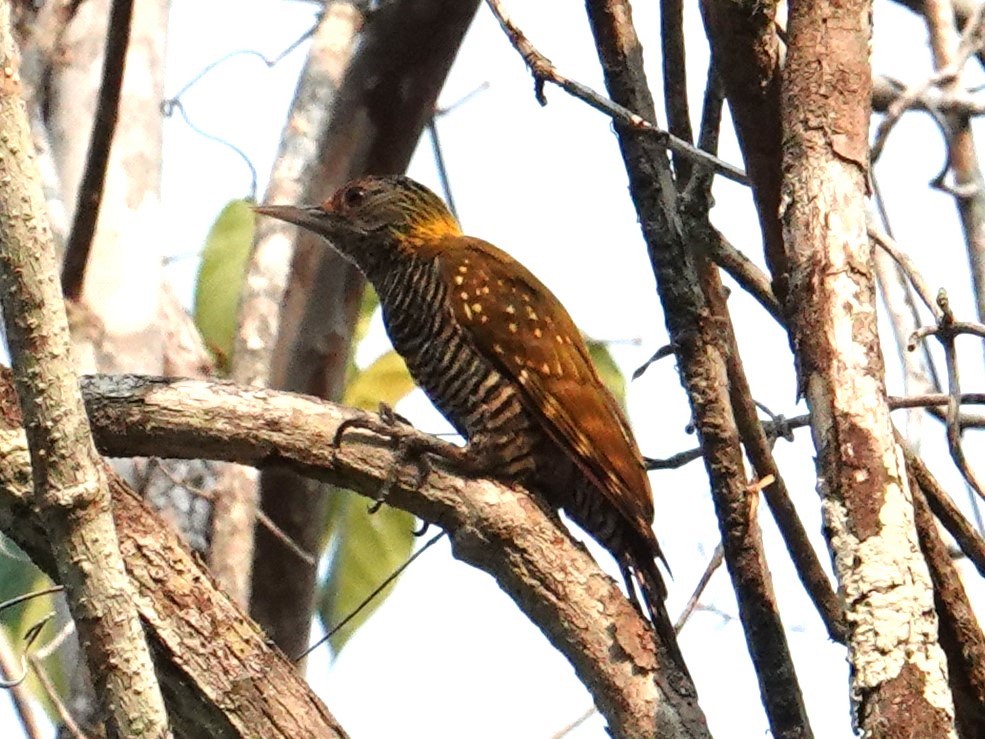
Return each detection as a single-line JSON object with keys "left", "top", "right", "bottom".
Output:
{"left": 911, "top": 476, "right": 985, "bottom": 735}
{"left": 60, "top": 0, "right": 134, "bottom": 301}
{"left": 700, "top": 0, "right": 786, "bottom": 300}
{"left": 905, "top": 441, "right": 985, "bottom": 576}
{"left": 0, "top": 375, "right": 348, "bottom": 738}
{"left": 0, "top": 5, "right": 168, "bottom": 733}
{"left": 484, "top": 0, "right": 747, "bottom": 185}
{"left": 584, "top": 1, "right": 814, "bottom": 735}
{"left": 70, "top": 373, "right": 708, "bottom": 739}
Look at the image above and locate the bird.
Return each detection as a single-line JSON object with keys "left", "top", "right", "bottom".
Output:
{"left": 255, "top": 175, "right": 686, "bottom": 671}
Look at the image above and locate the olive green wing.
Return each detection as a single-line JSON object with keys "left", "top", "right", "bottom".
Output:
{"left": 432, "top": 236, "right": 656, "bottom": 537}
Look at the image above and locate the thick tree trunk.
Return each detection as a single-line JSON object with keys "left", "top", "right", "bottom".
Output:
{"left": 781, "top": 1, "right": 956, "bottom": 735}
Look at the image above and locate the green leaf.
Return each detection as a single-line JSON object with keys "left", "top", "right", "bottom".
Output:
{"left": 315, "top": 302, "right": 419, "bottom": 653}
{"left": 193, "top": 199, "right": 255, "bottom": 374}
{"left": 343, "top": 350, "right": 417, "bottom": 411}
{"left": 318, "top": 493, "right": 416, "bottom": 653}
{"left": 352, "top": 286, "right": 380, "bottom": 348}
{"left": 0, "top": 539, "right": 65, "bottom": 717}
{"left": 587, "top": 339, "right": 626, "bottom": 409}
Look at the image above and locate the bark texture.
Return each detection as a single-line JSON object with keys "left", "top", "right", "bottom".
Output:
{"left": 0, "top": 4, "right": 169, "bottom": 733}
{"left": 70, "top": 374, "right": 706, "bottom": 738}
{"left": 584, "top": 0, "right": 812, "bottom": 735}
{"left": 781, "top": 1, "right": 956, "bottom": 735}
{"left": 0, "top": 375, "right": 348, "bottom": 739}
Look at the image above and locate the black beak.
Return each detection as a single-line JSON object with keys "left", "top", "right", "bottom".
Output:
{"left": 253, "top": 204, "right": 332, "bottom": 234}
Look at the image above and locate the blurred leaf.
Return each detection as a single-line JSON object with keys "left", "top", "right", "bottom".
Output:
{"left": 0, "top": 539, "right": 65, "bottom": 717}
{"left": 343, "top": 350, "right": 416, "bottom": 411}
{"left": 315, "top": 348, "right": 419, "bottom": 652}
{"left": 587, "top": 339, "right": 626, "bottom": 409}
{"left": 352, "top": 286, "right": 380, "bottom": 348}
{"left": 193, "top": 199, "right": 255, "bottom": 374}
{"left": 318, "top": 492, "right": 415, "bottom": 653}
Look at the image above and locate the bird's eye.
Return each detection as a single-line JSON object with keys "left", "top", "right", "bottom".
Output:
{"left": 342, "top": 185, "right": 368, "bottom": 208}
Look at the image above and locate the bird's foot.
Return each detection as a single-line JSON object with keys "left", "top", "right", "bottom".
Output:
{"left": 334, "top": 403, "right": 470, "bottom": 510}
{"left": 332, "top": 402, "right": 411, "bottom": 449}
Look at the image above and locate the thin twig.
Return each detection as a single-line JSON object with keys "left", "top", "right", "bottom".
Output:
{"left": 892, "top": 392, "right": 985, "bottom": 409}
{"left": 911, "top": 319, "right": 985, "bottom": 347}
{"left": 645, "top": 447, "right": 704, "bottom": 471}
{"left": 483, "top": 0, "right": 748, "bottom": 185}
{"left": 906, "top": 441, "right": 985, "bottom": 577}
{"left": 60, "top": 0, "right": 135, "bottom": 301}
{"left": 659, "top": 0, "right": 693, "bottom": 181}
{"left": 708, "top": 232, "right": 783, "bottom": 322}
{"left": 870, "top": 2, "right": 985, "bottom": 161}
{"left": 682, "top": 61, "right": 723, "bottom": 205}
{"left": 29, "top": 655, "right": 89, "bottom": 739}
{"left": 868, "top": 221, "right": 943, "bottom": 319}
{"left": 943, "top": 300, "right": 985, "bottom": 501}
{"left": 295, "top": 531, "right": 445, "bottom": 661}
{"left": 868, "top": 192, "right": 944, "bottom": 447}
{"left": 426, "top": 83, "right": 491, "bottom": 222}
{"left": 0, "top": 630, "right": 44, "bottom": 739}
{"left": 0, "top": 612, "right": 54, "bottom": 688}
{"left": 427, "top": 119, "right": 457, "bottom": 219}
{"left": 164, "top": 31, "right": 316, "bottom": 104}
{"left": 31, "top": 616, "right": 75, "bottom": 661}
{"left": 873, "top": 72, "right": 985, "bottom": 118}
{"left": 632, "top": 344, "right": 675, "bottom": 380}
{"left": 150, "top": 458, "right": 316, "bottom": 566}
{"left": 435, "top": 81, "right": 490, "bottom": 116}
{"left": 550, "top": 705, "right": 598, "bottom": 739}
{"left": 910, "top": 291, "right": 985, "bottom": 502}
{"left": 161, "top": 99, "right": 258, "bottom": 198}
{"left": 648, "top": 392, "right": 985, "bottom": 471}
{"left": 674, "top": 544, "right": 724, "bottom": 633}
{"left": 0, "top": 586, "right": 64, "bottom": 621}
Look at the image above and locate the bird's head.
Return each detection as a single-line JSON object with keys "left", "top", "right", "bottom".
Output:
{"left": 255, "top": 176, "right": 462, "bottom": 269}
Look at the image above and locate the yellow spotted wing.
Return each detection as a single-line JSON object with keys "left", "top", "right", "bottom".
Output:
{"left": 423, "top": 235, "right": 658, "bottom": 550}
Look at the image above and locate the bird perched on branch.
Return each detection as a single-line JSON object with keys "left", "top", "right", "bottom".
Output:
{"left": 256, "top": 175, "right": 686, "bottom": 671}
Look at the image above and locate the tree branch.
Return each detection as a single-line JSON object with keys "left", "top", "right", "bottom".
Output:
{"left": 781, "top": 0, "right": 955, "bottom": 732}
{"left": 700, "top": 0, "right": 786, "bottom": 302}
{"left": 209, "top": 1, "right": 364, "bottom": 610}
{"left": 59, "top": 0, "right": 134, "bottom": 301}
{"left": 67, "top": 373, "right": 706, "bottom": 738}
{"left": 0, "top": 374, "right": 349, "bottom": 738}
{"left": 484, "top": 0, "right": 746, "bottom": 185}
{"left": 0, "top": 4, "right": 168, "bottom": 733}
{"left": 584, "top": 1, "right": 813, "bottom": 735}
{"left": 911, "top": 476, "right": 985, "bottom": 735}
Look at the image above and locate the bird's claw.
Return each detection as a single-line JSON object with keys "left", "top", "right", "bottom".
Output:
{"left": 335, "top": 403, "right": 435, "bottom": 512}
{"left": 333, "top": 402, "right": 408, "bottom": 449}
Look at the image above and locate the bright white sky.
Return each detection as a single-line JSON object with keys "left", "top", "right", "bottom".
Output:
{"left": 6, "top": 1, "right": 985, "bottom": 737}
